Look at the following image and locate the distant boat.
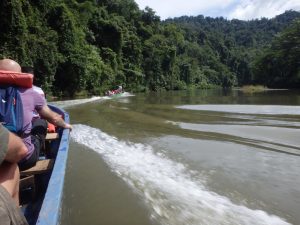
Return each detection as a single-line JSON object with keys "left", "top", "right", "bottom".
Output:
{"left": 20, "top": 105, "right": 70, "bottom": 225}
{"left": 105, "top": 85, "right": 124, "bottom": 97}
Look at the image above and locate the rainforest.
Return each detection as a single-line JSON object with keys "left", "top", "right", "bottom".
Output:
{"left": 0, "top": 0, "right": 299, "bottom": 97}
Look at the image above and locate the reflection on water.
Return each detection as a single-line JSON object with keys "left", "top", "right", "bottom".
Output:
{"left": 61, "top": 89, "right": 300, "bottom": 225}
{"left": 179, "top": 123, "right": 300, "bottom": 155}
{"left": 177, "top": 104, "right": 300, "bottom": 115}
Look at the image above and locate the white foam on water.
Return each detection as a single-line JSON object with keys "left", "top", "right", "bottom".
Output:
{"left": 50, "top": 92, "right": 134, "bottom": 108}
{"left": 106, "top": 92, "right": 135, "bottom": 99}
{"left": 71, "top": 124, "right": 290, "bottom": 225}
{"left": 50, "top": 96, "right": 103, "bottom": 108}
{"left": 176, "top": 104, "right": 300, "bottom": 115}
{"left": 119, "top": 92, "right": 135, "bottom": 97}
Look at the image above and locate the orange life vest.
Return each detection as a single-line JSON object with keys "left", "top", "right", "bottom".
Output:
{"left": 0, "top": 70, "right": 33, "bottom": 88}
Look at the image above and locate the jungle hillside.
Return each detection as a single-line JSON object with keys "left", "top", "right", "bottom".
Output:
{"left": 0, "top": 0, "right": 299, "bottom": 97}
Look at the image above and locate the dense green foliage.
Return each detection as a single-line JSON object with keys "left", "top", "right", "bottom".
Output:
{"left": 0, "top": 0, "right": 299, "bottom": 96}
{"left": 167, "top": 11, "right": 300, "bottom": 86}
{"left": 253, "top": 20, "right": 300, "bottom": 87}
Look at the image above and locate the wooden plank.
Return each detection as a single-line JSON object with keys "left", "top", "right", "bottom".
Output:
{"left": 45, "top": 133, "right": 58, "bottom": 140}
{"left": 20, "top": 159, "right": 54, "bottom": 176}
{"left": 20, "top": 175, "right": 35, "bottom": 189}
{"left": 19, "top": 175, "right": 36, "bottom": 203}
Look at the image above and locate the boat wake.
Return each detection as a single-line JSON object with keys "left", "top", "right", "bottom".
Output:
{"left": 50, "top": 96, "right": 103, "bottom": 108}
{"left": 50, "top": 92, "right": 134, "bottom": 108}
{"left": 71, "top": 124, "right": 290, "bottom": 225}
{"left": 106, "top": 92, "right": 135, "bottom": 99}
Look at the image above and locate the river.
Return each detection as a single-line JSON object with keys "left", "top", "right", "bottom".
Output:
{"left": 57, "top": 89, "right": 300, "bottom": 225}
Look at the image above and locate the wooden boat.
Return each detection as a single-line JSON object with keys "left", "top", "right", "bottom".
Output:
{"left": 20, "top": 105, "right": 70, "bottom": 225}
{"left": 105, "top": 86, "right": 124, "bottom": 97}
{"left": 107, "top": 92, "right": 124, "bottom": 98}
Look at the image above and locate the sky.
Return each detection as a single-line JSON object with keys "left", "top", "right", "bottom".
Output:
{"left": 134, "top": 0, "right": 300, "bottom": 20}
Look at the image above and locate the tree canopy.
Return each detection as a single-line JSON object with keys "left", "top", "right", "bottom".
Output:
{"left": 0, "top": 0, "right": 299, "bottom": 97}
{"left": 253, "top": 19, "right": 300, "bottom": 87}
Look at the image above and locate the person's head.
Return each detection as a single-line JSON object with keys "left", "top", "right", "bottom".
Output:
{"left": 0, "top": 59, "right": 21, "bottom": 73}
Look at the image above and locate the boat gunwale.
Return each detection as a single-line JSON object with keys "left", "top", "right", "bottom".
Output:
{"left": 35, "top": 105, "right": 70, "bottom": 225}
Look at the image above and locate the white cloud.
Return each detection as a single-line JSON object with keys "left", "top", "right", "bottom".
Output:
{"left": 135, "top": 0, "right": 237, "bottom": 19}
{"left": 228, "top": 0, "right": 300, "bottom": 20}
{"left": 134, "top": 0, "right": 300, "bottom": 20}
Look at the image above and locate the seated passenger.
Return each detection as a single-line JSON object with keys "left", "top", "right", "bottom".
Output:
{"left": 0, "top": 124, "right": 28, "bottom": 224}
{"left": 21, "top": 66, "right": 45, "bottom": 122}
{"left": 21, "top": 66, "right": 55, "bottom": 133}
{"left": 117, "top": 85, "right": 123, "bottom": 93}
{"left": 0, "top": 59, "right": 72, "bottom": 171}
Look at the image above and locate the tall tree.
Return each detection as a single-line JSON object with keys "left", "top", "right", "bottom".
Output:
{"left": 253, "top": 19, "right": 300, "bottom": 88}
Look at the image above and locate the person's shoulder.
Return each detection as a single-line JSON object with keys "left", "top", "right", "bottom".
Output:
{"left": 33, "top": 85, "right": 45, "bottom": 95}
{"left": 19, "top": 88, "right": 45, "bottom": 101}
{"left": 17, "top": 87, "right": 34, "bottom": 93}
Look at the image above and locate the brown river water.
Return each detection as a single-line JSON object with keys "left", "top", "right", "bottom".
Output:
{"left": 54, "top": 89, "right": 300, "bottom": 225}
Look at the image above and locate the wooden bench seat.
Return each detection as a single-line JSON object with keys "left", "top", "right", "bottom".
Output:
{"left": 19, "top": 133, "right": 58, "bottom": 203}
{"left": 45, "top": 132, "right": 59, "bottom": 141}
{"left": 20, "top": 159, "right": 55, "bottom": 176}
{"left": 20, "top": 132, "right": 58, "bottom": 177}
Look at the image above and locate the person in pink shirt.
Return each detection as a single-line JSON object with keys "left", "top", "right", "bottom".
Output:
{"left": 0, "top": 59, "right": 72, "bottom": 170}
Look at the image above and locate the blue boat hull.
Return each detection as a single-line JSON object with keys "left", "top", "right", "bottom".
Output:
{"left": 22, "top": 105, "right": 70, "bottom": 225}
